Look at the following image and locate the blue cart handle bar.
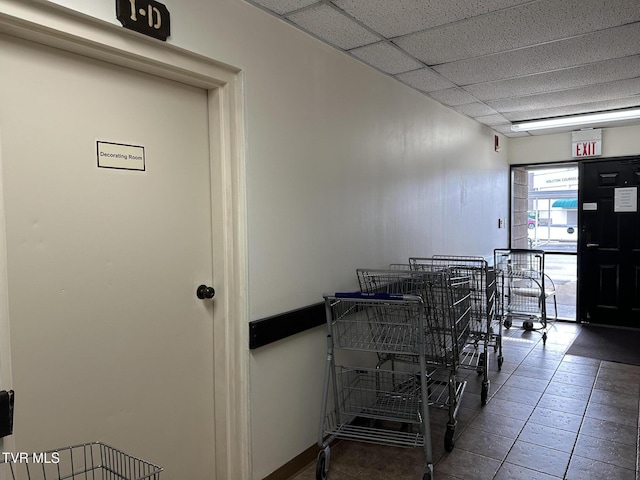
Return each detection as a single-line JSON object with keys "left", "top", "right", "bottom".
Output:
{"left": 333, "top": 292, "right": 421, "bottom": 301}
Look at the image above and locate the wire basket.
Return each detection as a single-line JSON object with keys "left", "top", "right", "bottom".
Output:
{"left": 0, "top": 442, "right": 162, "bottom": 480}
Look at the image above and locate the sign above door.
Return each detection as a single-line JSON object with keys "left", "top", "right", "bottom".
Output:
{"left": 571, "top": 129, "right": 602, "bottom": 158}
{"left": 116, "top": 0, "right": 170, "bottom": 41}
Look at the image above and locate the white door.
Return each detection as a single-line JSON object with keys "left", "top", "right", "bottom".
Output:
{"left": 0, "top": 34, "right": 216, "bottom": 478}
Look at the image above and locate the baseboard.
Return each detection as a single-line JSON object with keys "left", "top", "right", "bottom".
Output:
{"left": 262, "top": 443, "right": 321, "bottom": 480}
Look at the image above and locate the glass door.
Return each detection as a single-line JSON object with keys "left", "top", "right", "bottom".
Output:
{"left": 511, "top": 164, "right": 578, "bottom": 320}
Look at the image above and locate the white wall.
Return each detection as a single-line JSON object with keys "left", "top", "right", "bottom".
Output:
{"left": 509, "top": 124, "right": 640, "bottom": 165}
{"left": 16, "top": 1, "right": 509, "bottom": 478}
{"left": 246, "top": 52, "right": 510, "bottom": 474}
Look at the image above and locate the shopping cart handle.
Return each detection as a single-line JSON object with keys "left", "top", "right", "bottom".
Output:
{"left": 334, "top": 292, "right": 406, "bottom": 300}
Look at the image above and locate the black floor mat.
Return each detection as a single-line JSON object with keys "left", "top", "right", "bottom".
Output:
{"left": 566, "top": 325, "right": 640, "bottom": 366}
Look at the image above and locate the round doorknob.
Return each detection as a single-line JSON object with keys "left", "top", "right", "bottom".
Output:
{"left": 196, "top": 284, "right": 215, "bottom": 299}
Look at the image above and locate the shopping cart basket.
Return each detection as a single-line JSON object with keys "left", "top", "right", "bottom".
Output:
{"left": 494, "top": 248, "right": 558, "bottom": 344}
{"left": 409, "top": 255, "right": 502, "bottom": 405}
{"left": 317, "top": 293, "right": 435, "bottom": 480}
{"left": 354, "top": 269, "right": 472, "bottom": 450}
{"left": 356, "top": 268, "right": 474, "bottom": 371}
{"left": 0, "top": 442, "right": 162, "bottom": 480}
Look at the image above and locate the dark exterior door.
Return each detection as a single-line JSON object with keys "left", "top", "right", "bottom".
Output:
{"left": 578, "top": 156, "right": 640, "bottom": 327}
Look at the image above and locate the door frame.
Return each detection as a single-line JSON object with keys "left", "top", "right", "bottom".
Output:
{"left": 0, "top": 1, "right": 250, "bottom": 478}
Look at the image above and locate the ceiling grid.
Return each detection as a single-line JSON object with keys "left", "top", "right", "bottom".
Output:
{"left": 245, "top": 0, "right": 640, "bottom": 136}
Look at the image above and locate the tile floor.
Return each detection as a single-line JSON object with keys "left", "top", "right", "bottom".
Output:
{"left": 292, "top": 321, "right": 640, "bottom": 480}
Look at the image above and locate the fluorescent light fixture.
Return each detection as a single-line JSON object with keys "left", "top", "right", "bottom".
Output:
{"left": 511, "top": 108, "right": 640, "bottom": 132}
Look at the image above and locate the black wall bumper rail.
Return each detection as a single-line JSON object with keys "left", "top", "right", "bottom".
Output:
{"left": 249, "top": 302, "right": 325, "bottom": 350}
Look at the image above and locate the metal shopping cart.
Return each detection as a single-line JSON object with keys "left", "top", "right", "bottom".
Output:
{"left": 408, "top": 256, "right": 502, "bottom": 406}
{"left": 356, "top": 268, "right": 473, "bottom": 375}
{"left": 356, "top": 269, "right": 473, "bottom": 439}
{"left": 317, "top": 293, "right": 433, "bottom": 480}
{"left": 494, "top": 249, "right": 558, "bottom": 344}
{"left": 0, "top": 442, "right": 162, "bottom": 480}
{"left": 317, "top": 271, "right": 472, "bottom": 480}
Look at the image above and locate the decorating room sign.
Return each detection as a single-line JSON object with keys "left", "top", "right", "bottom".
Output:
{"left": 97, "top": 141, "right": 146, "bottom": 171}
{"left": 116, "top": 0, "right": 170, "bottom": 41}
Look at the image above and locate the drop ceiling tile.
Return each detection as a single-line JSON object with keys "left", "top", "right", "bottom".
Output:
{"left": 466, "top": 55, "right": 640, "bottom": 101}
{"left": 503, "top": 96, "right": 640, "bottom": 122}
{"left": 349, "top": 41, "right": 423, "bottom": 74}
{"left": 434, "top": 22, "right": 640, "bottom": 85}
{"left": 249, "top": 0, "right": 319, "bottom": 15}
{"left": 453, "top": 103, "right": 499, "bottom": 117}
{"left": 492, "top": 124, "right": 517, "bottom": 135}
{"left": 474, "top": 114, "right": 510, "bottom": 126}
{"left": 333, "top": 0, "right": 532, "bottom": 38}
{"left": 395, "top": 68, "right": 455, "bottom": 93}
{"left": 488, "top": 77, "right": 640, "bottom": 113}
{"left": 245, "top": 0, "right": 640, "bottom": 132}
{"left": 504, "top": 131, "right": 532, "bottom": 138}
{"left": 428, "top": 88, "right": 478, "bottom": 106}
{"left": 395, "top": 0, "right": 640, "bottom": 65}
{"left": 287, "top": 4, "right": 380, "bottom": 49}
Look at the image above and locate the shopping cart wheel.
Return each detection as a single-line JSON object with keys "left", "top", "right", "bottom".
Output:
{"left": 444, "top": 427, "right": 456, "bottom": 452}
{"left": 315, "top": 446, "right": 329, "bottom": 480}
{"left": 422, "top": 472, "right": 432, "bottom": 480}
{"left": 504, "top": 317, "right": 512, "bottom": 329}
{"left": 523, "top": 320, "right": 534, "bottom": 331}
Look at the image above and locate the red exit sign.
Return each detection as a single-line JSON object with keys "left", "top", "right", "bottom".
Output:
{"left": 572, "top": 129, "right": 602, "bottom": 158}
{"left": 574, "top": 140, "right": 601, "bottom": 157}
